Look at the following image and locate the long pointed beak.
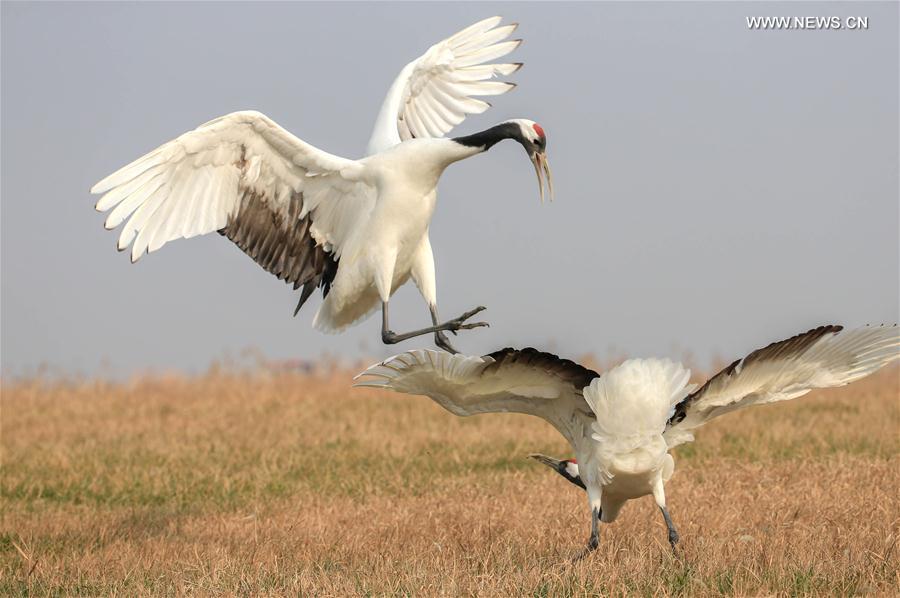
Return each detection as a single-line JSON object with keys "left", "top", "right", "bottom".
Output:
{"left": 528, "top": 453, "right": 563, "bottom": 470}
{"left": 530, "top": 151, "right": 554, "bottom": 203}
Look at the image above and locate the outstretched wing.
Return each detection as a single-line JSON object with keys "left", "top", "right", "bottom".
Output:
{"left": 91, "top": 111, "right": 376, "bottom": 314}
{"left": 664, "top": 325, "right": 900, "bottom": 447}
{"left": 367, "top": 16, "right": 522, "bottom": 154}
{"left": 354, "top": 348, "right": 599, "bottom": 444}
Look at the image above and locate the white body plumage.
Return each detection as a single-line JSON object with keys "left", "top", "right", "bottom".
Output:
{"left": 313, "top": 139, "right": 479, "bottom": 331}
{"left": 579, "top": 358, "right": 691, "bottom": 522}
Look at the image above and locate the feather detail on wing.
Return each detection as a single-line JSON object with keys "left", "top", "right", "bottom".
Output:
{"left": 367, "top": 16, "right": 522, "bottom": 154}
{"left": 664, "top": 325, "right": 900, "bottom": 447}
{"left": 91, "top": 111, "right": 375, "bottom": 314}
{"left": 353, "top": 348, "right": 599, "bottom": 444}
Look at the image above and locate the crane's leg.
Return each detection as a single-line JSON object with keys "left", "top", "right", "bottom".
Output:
{"left": 431, "top": 305, "right": 460, "bottom": 354}
{"left": 381, "top": 302, "right": 488, "bottom": 346}
{"left": 653, "top": 478, "right": 679, "bottom": 551}
{"left": 404, "top": 236, "right": 488, "bottom": 352}
{"left": 660, "top": 506, "right": 680, "bottom": 551}
{"left": 573, "top": 486, "right": 603, "bottom": 561}
{"left": 578, "top": 506, "right": 602, "bottom": 559}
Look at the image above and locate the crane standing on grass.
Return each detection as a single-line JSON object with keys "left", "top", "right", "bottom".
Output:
{"left": 91, "top": 17, "right": 552, "bottom": 354}
{"left": 354, "top": 324, "right": 899, "bottom": 558}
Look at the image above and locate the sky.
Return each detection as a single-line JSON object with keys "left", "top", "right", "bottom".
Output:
{"left": 2, "top": 1, "right": 898, "bottom": 377}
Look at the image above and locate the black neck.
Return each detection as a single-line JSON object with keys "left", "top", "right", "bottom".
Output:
{"left": 452, "top": 122, "right": 522, "bottom": 151}
{"left": 558, "top": 463, "right": 586, "bottom": 490}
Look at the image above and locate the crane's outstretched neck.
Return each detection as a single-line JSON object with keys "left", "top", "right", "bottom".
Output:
{"left": 452, "top": 122, "right": 524, "bottom": 152}
{"left": 406, "top": 125, "right": 517, "bottom": 174}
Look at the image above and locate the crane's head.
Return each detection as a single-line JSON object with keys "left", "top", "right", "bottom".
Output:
{"left": 529, "top": 453, "right": 584, "bottom": 490}
{"left": 506, "top": 119, "right": 554, "bottom": 203}
{"left": 452, "top": 119, "right": 553, "bottom": 202}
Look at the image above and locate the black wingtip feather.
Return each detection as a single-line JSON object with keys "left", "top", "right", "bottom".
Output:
{"left": 483, "top": 347, "right": 599, "bottom": 389}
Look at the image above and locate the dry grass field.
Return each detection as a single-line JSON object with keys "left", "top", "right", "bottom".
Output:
{"left": 2, "top": 359, "right": 898, "bottom": 596}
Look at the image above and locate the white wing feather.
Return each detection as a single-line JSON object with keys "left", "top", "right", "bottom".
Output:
{"left": 354, "top": 349, "right": 597, "bottom": 444}
{"left": 367, "top": 16, "right": 522, "bottom": 155}
{"left": 91, "top": 110, "right": 373, "bottom": 263}
{"left": 664, "top": 325, "right": 900, "bottom": 447}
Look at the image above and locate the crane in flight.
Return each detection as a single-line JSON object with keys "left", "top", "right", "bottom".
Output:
{"left": 91, "top": 17, "right": 551, "bottom": 353}
{"left": 354, "top": 324, "right": 899, "bottom": 558}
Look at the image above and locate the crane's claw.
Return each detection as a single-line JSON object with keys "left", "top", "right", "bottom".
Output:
{"left": 571, "top": 537, "right": 599, "bottom": 563}
{"left": 435, "top": 331, "right": 458, "bottom": 354}
{"left": 453, "top": 321, "right": 489, "bottom": 335}
{"left": 460, "top": 306, "right": 487, "bottom": 319}
{"left": 446, "top": 306, "right": 489, "bottom": 336}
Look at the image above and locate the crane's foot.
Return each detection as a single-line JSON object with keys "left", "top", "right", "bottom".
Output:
{"left": 668, "top": 528, "right": 680, "bottom": 551}
{"left": 571, "top": 535, "right": 599, "bottom": 563}
{"left": 443, "top": 306, "right": 489, "bottom": 336}
{"left": 434, "top": 331, "right": 459, "bottom": 354}
{"left": 381, "top": 307, "right": 488, "bottom": 346}
{"left": 434, "top": 307, "right": 489, "bottom": 352}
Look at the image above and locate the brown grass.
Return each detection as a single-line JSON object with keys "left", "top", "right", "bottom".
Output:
{"left": 2, "top": 363, "right": 899, "bottom": 596}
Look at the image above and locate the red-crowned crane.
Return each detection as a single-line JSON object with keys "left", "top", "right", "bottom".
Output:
{"left": 91, "top": 17, "right": 552, "bottom": 353}
{"left": 354, "top": 325, "right": 899, "bottom": 558}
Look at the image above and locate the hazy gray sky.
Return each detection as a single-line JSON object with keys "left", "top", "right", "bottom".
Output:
{"left": 2, "top": 2, "right": 898, "bottom": 376}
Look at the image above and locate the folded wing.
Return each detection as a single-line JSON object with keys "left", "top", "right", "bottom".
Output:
{"left": 367, "top": 16, "right": 522, "bottom": 154}
{"left": 354, "top": 348, "right": 599, "bottom": 444}
{"left": 91, "top": 111, "right": 375, "bottom": 313}
{"left": 664, "top": 325, "right": 900, "bottom": 447}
